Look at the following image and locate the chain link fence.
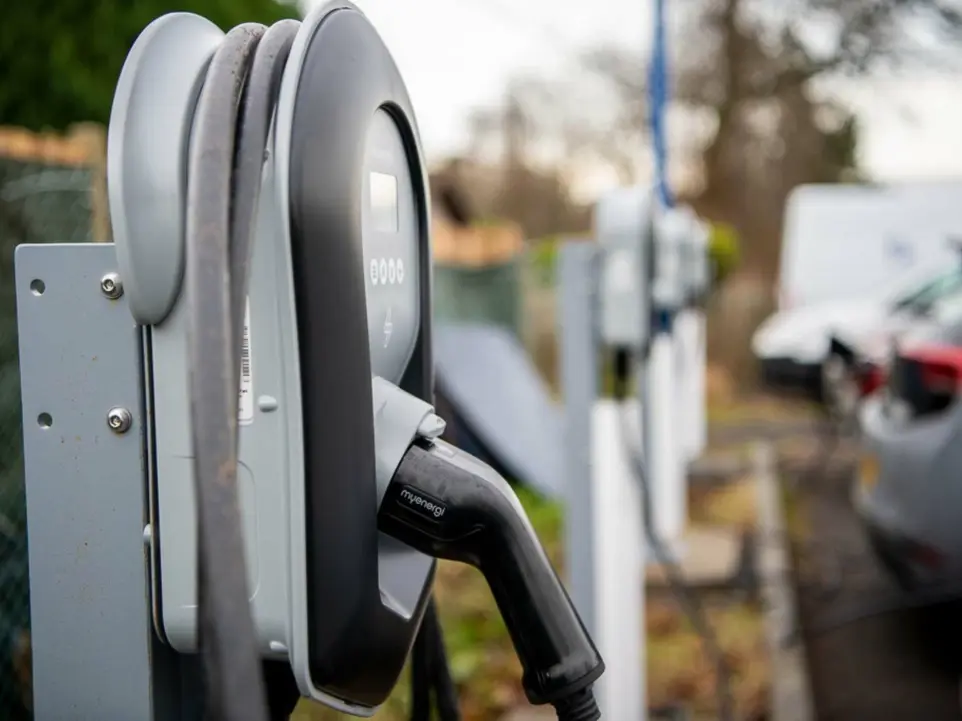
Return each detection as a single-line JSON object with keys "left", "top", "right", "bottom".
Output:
{"left": 0, "top": 145, "right": 99, "bottom": 720}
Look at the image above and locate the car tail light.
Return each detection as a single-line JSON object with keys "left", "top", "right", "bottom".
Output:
{"left": 888, "top": 344, "right": 962, "bottom": 418}
{"left": 853, "top": 335, "right": 897, "bottom": 399}
{"left": 858, "top": 362, "right": 885, "bottom": 397}
{"left": 921, "top": 362, "right": 961, "bottom": 394}
{"left": 906, "top": 539, "right": 947, "bottom": 571}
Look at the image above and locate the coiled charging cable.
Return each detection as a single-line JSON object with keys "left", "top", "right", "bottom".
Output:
{"left": 411, "top": 597, "right": 461, "bottom": 721}
{"left": 185, "top": 19, "right": 299, "bottom": 721}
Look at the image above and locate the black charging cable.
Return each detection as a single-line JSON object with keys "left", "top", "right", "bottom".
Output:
{"left": 381, "top": 437, "right": 603, "bottom": 721}
{"left": 611, "top": 346, "right": 736, "bottom": 721}
{"left": 410, "top": 616, "right": 432, "bottom": 720}
{"left": 185, "top": 19, "right": 300, "bottom": 721}
{"left": 427, "top": 602, "right": 461, "bottom": 721}
{"left": 411, "top": 596, "right": 461, "bottom": 721}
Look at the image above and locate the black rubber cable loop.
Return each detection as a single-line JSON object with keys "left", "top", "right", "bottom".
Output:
{"left": 426, "top": 598, "right": 461, "bottom": 721}
{"left": 229, "top": 18, "right": 301, "bottom": 361}
{"left": 228, "top": 20, "right": 304, "bottom": 719}
{"left": 411, "top": 598, "right": 460, "bottom": 721}
{"left": 186, "top": 22, "right": 269, "bottom": 721}
{"left": 410, "top": 613, "right": 432, "bottom": 721}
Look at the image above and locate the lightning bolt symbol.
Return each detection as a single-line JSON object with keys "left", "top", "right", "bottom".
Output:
{"left": 383, "top": 306, "right": 393, "bottom": 348}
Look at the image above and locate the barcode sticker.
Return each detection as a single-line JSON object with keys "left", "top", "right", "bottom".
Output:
{"left": 239, "top": 299, "right": 254, "bottom": 425}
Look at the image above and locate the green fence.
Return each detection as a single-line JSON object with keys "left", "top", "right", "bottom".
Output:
{"left": 432, "top": 241, "right": 567, "bottom": 393}
{"left": 433, "top": 260, "right": 523, "bottom": 337}
{"left": 0, "top": 154, "right": 96, "bottom": 720}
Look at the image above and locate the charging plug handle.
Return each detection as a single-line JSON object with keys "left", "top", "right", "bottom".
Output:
{"left": 378, "top": 439, "right": 604, "bottom": 714}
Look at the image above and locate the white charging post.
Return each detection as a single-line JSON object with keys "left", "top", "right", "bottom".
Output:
{"left": 648, "top": 204, "right": 688, "bottom": 550}
{"left": 675, "top": 211, "right": 711, "bottom": 463}
{"left": 560, "top": 186, "right": 711, "bottom": 721}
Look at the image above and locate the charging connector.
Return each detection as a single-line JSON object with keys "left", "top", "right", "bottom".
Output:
{"left": 379, "top": 438, "right": 604, "bottom": 721}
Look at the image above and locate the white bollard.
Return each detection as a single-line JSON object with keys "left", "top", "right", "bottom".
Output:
{"left": 675, "top": 309, "right": 708, "bottom": 463}
{"left": 590, "top": 400, "right": 644, "bottom": 721}
{"left": 648, "top": 330, "right": 687, "bottom": 549}
{"left": 692, "top": 310, "right": 707, "bottom": 458}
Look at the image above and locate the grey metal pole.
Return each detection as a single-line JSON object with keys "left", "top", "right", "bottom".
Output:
{"left": 557, "top": 240, "right": 598, "bottom": 635}
{"left": 559, "top": 240, "right": 646, "bottom": 719}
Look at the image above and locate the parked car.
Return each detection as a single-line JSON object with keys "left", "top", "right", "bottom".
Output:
{"left": 823, "top": 272, "right": 962, "bottom": 423}
{"left": 753, "top": 265, "right": 962, "bottom": 403}
{"left": 855, "top": 297, "right": 962, "bottom": 591}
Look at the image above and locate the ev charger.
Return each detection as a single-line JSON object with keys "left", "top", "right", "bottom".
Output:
{"left": 107, "top": 4, "right": 438, "bottom": 713}
{"left": 595, "top": 187, "right": 687, "bottom": 548}
{"left": 14, "top": 3, "right": 605, "bottom": 719}
{"left": 596, "top": 187, "right": 654, "bottom": 351}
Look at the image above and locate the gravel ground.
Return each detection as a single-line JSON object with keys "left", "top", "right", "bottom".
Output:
{"left": 787, "top": 435, "right": 962, "bottom": 721}
{"left": 708, "top": 420, "right": 823, "bottom": 448}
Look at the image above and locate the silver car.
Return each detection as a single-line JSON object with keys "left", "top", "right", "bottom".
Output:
{"left": 825, "top": 268, "right": 962, "bottom": 424}
{"left": 855, "top": 297, "right": 962, "bottom": 591}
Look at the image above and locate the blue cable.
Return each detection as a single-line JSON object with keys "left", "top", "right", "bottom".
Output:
{"left": 648, "top": 0, "right": 673, "bottom": 209}
{"left": 648, "top": 0, "right": 674, "bottom": 329}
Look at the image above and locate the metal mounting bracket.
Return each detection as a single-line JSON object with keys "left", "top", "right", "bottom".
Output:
{"left": 15, "top": 242, "right": 198, "bottom": 721}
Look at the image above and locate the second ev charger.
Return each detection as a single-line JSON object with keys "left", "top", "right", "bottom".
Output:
{"left": 596, "top": 189, "right": 687, "bottom": 549}
{"left": 565, "top": 186, "right": 712, "bottom": 720}
{"left": 597, "top": 195, "right": 710, "bottom": 545}
{"left": 11, "top": 3, "right": 608, "bottom": 719}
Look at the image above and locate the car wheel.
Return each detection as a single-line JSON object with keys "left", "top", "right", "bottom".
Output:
{"left": 822, "top": 354, "right": 860, "bottom": 429}
{"left": 822, "top": 353, "right": 846, "bottom": 404}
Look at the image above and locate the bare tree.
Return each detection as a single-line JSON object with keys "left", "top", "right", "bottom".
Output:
{"left": 454, "top": 77, "right": 598, "bottom": 237}
{"left": 450, "top": 0, "right": 962, "bottom": 243}
{"left": 547, "top": 0, "right": 962, "bottom": 381}
{"left": 572, "top": 0, "right": 962, "bottom": 261}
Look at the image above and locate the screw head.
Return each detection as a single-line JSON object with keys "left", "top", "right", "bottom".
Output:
{"left": 107, "top": 407, "right": 133, "bottom": 434}
{"left": 100, "top": 272, "right": 123, "bottom": 299}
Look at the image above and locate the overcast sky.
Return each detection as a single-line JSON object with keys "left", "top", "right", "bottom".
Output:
{"left": 308, "top": 0, "right": 962, "bottom": 196}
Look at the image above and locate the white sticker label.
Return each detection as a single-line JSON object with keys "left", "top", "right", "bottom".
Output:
{"left": 239, "top": 300, "right": 254, "bottom": 425}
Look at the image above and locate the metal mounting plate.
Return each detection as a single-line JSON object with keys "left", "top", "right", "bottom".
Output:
{"left": 15, "top": 243, "right": 155, "bottom": 721}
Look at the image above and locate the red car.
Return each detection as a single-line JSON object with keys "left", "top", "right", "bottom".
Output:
{"left": 826, "top": 287, "right": 962, "bottom": 424}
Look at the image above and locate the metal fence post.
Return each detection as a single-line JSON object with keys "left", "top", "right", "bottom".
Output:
{"left": 559, "top": 240, "right": 646, "bottom": 719}
{"left": 558, "top": 240, "right": 598, "bottom": 635}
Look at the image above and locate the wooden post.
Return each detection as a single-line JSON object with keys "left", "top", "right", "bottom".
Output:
{"left": 432, "top": 216, "right": 524, "bottom": 267}
{"left": 68, "top": 123, "right": 111, "bottom": 243}
{"left": 0, "top": 124, "right": 110, "bottom": 243}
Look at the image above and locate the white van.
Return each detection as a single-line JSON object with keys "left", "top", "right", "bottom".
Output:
{"left": 755, "top": 181, "right": 962, "bottom": 398}
{"left": 777, "top": 182, "right": 962, "bottom": 310}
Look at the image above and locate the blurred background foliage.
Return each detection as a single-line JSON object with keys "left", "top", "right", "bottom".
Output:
{"left": 709, "top": 222, "right": 740, "bottom": 287}
{"left": 0, "top": 0, "right": 300, "bottom": 130}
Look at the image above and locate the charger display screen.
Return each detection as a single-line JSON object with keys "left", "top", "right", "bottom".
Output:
{"left": 362, "top": 109, "right": 421, "bottom": 383}
{"left": 370, "top": 172, "right": 398, "bottom": 233}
